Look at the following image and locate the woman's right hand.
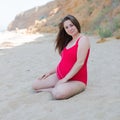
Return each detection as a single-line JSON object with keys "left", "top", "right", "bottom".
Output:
{"left": 37, "top": 72, "right": 51, "bottom": 80}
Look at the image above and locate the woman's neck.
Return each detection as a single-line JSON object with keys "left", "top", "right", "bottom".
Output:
{"left": 72, "top": 33, "right": 81, "bottom": 41}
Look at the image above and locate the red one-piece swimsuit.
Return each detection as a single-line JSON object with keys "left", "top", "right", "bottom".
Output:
{"left": 56, "top": 37, "right": 90, "bottom": 85}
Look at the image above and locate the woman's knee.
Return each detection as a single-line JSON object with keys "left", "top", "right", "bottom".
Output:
{"left": 32, "top": 81, "right": 40, "bottom": 90}
{"left": 51, "top": 82, "right": 86, "bottom": 100}
{"left": 51, "top": 86, "right": 68, "bottom": 100}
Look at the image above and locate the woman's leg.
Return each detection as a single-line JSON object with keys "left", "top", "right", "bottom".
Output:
{"left": 32, "top": 73, "right": 59, "bottom": 92}
{"left": 51, "top": 81, "right": 86, "bottom": 100}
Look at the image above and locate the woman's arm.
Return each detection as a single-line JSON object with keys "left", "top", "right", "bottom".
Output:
{"left": 38, "top": 67, "right": 56, "bottom": 80}
{"left": 57, "top": 36, "right": 90, "bottom": 84}
{"left": 48, "top": 68, "right": 56, "bottom": 75}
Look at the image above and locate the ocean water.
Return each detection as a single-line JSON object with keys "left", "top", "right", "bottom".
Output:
{"left": 0, "top": 30, "right": 43, "bottom": 49}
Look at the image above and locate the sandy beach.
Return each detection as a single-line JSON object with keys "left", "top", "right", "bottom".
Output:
{"left": 0, "top": 32, "right": 120, "bottom": 120}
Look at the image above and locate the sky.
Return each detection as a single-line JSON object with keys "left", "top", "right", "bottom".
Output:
{"left": 0, "top": 0, "right": 53, "bottom": 31}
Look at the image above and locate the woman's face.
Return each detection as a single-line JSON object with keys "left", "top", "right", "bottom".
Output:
{"left": 63, "top": 20, "right": 78, "bottom": 36}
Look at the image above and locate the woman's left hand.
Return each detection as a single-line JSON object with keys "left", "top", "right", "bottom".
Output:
{"left": 56, "top": 78, "right": 67, "bottom": 86}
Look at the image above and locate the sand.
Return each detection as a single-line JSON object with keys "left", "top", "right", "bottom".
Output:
{"left": 0, "top": 32, "right": 120, "bottom": 120}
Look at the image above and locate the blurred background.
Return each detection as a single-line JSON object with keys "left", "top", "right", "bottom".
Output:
{"left": 0, "top": 0, "right": 120, "bottom": 38}
{"left": 0, "top": 0, "right": 53, "bottom": 31}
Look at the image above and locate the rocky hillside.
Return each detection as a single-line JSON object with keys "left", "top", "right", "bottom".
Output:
{"left": 8, "top": 0, "right": 120, "bottom": 36}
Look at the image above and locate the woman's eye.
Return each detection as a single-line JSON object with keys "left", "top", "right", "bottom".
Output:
{"left": 65, "top": 26, "right": 68, "bottom": 29}
{"left": 64, "top": 24, "right": 74, "bottom": 29}
{"left": 70, "top": 24, "right": 73, "bottom": 27}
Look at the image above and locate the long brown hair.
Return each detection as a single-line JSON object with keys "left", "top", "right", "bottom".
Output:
{"left": 55, "top": 15, "right": 81, "bottom": 54}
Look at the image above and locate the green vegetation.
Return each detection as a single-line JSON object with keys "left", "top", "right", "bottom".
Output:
{"left": 39, "top": 16, "right": 47, "bottom": 20}
{"left": 112, "top": 14, "right": 120, "bottom": 31}
{"left": 92, "top": 7, "right": 112, "bottom": 30}
{"left": 98, "top": 13, "right": 120, "bottom": 38}
{"left": 98, "top": 27, "right": 112, "bottom": 38}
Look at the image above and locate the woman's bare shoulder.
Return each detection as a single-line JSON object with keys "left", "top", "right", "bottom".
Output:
{"left": 79, "top": 35, "right": 90, "bottom": 47}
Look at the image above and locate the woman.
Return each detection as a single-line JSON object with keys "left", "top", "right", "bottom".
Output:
{"left": 32, "top": 15, "right": 90, "bottom": 100}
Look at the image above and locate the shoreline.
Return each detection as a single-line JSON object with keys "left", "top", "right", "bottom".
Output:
{"left": 0, "top": 31, "right": 56, "bottom": 49}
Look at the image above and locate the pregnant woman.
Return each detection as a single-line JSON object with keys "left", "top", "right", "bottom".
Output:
{"left": 32, "top": 15, "right": 90, "bottom": 100}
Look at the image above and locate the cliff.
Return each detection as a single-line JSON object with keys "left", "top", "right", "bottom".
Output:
{"left": 7, "top": 0, "right": 120, "bottom": 36}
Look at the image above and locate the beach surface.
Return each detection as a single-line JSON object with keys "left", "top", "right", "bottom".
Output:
{"left": 0, "top": 32, "right": 120, "bottom": 120}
